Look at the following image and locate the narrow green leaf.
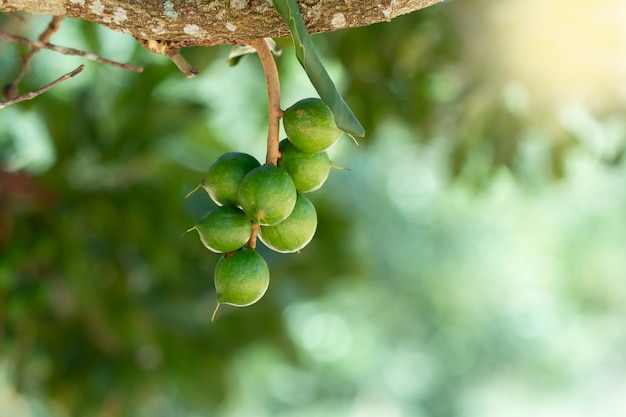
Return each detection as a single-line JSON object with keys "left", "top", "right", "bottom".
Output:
{"left": 272, "top": 0, "right": 365, "bottom": 137}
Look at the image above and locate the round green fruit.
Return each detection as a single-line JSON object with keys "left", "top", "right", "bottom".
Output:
{"left": 283, "top": 98, "right": 343, "bottom": 153}
{"left": 238, "top": 165, "right": 297, "bottom": 226}
{"left": 212, "top": 248, "right": 270, "bottom": 320}
{"left": 190, "top": 152, "right": 260, "bottom": 206}
{"left": 278, "top": 139, "right": 331, "bottom": 193}
{"left": 187, "top": 205, "right": 251, "bottom": 253}
{"left": 259, "top": 194, "right": 317, "bottom": 253}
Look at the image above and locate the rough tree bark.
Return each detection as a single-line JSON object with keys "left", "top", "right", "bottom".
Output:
{"left": 0, "top": 0, "right": 443, "bottom": 47}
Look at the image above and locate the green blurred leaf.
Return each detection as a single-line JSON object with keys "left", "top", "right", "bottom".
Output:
{"left": 272, "top": 0, "right": 365, "bottom": 137}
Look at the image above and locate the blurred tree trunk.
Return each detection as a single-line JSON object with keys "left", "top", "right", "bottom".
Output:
{"left": 0, "top": 0, "right": 442, "bottom": 46}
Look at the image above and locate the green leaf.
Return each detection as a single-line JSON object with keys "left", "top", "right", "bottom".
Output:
{"left": 272, "top": 0, "right": 365, "bottom": 137}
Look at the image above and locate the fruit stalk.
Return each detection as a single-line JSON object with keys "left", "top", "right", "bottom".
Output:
{"left": 247, "top": 221, "right": 259, "bottom": 249}
{"left": 248, "top": 38, "right": 283, "bottom": 167}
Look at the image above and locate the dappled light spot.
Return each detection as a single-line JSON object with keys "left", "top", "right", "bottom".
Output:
{"left": 284, "top": 301, "right": 352, "bottom": 362}
{"left": 135, "top": 344, "right": 163, "bottom": 370}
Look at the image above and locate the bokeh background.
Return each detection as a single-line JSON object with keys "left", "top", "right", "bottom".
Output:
{"left": 2, "top": 0, "right": 626, "bottom": 415}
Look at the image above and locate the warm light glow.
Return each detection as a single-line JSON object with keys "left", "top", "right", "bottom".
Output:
{"left": 487, "top": 0, "right": 626, "bottom": 107}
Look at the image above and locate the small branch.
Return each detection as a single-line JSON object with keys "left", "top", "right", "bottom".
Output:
{"left": 16, "top": 17, "right": 63, "bottom": 85}
{"left": 0, "top": 31, "right": 143, "bottom": 73}
{"left": 136, "top": 38, "right": 198, "bottom": 78}
{"left": 3, "top": 16, "right": 63, "bottom": 99}
{"left": 0, "top": 65, "right": 84, "bottom": 109}
{"left": 249, "top": 38, "right": 283, "bottom": 166}
{"left": 166, "top": 49, "right": 199, "bottom": 78}
{"left": 26, "top": 16, "right": 64, "bottom": 60}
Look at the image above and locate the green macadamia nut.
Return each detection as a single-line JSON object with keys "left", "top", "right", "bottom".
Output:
{"left": 197, "top": 152, "right": 261, "bottom": 206}
{"left": 188, "top": 205, "right": 251, "bottom": 253}
{"left": 238, "top": 165, "right": 297, "bottom": 226}
{"left": 212, "top": 248, "right": 270, "bottom": 320}
{"left": 278, "top": 139, "right": 331, "bottom": 193}
{"left": 259, "top": 194, "right": 317, "bottom": 253}
{"left": 283, "top": 98, "right": 343, "bottom": 153}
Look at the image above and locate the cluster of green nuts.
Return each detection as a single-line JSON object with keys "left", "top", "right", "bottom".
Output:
{"left": 185, "top": 98, "right": 344, "bottom": 320}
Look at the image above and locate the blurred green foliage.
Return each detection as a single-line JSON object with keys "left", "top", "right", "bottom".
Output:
{"left": 2, "top": 0, "right": 626, "bottom": 416}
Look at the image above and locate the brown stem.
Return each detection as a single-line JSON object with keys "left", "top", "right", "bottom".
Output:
{"left": 247, "top": 221, "right": 259, "bottom": 249}
{"left": 0, "top": 65, "right": 84, "bottom": 109}
{"left": 0, "top": 31, "right": 143, "bottom": 73}
{"left": 248, "top": 38, "right": 283, "bottom": 166}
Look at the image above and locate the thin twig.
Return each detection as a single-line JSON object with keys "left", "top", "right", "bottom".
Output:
{"left": 166, "top": 49, "right": 199, "bottom": 78}
{"left": 18, "top": 17, "right": 63, "bottom": 83}
{"left": 136, "top": 38, "right": 198, "bottom": 78}
{"left": 0, "top": 65, "right": 84, "bottom": 109}
{"left": 248, "top": 38, "right": 283, "bottom": 166}
{"left": 4, "top": 16, "right": 64, "bottom": 99}
{"left": 0, "top": 31, "right": 143, "bottom": 73}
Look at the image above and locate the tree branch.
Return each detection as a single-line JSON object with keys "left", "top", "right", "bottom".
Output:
{"left": 0, "top": 0, "right": 443, "bottom": 47}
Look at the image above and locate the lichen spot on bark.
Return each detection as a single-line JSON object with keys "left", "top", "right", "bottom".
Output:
{"left": 164, "top": 1, "right": 178, "bottom": 18}
{"left": 230, "top": 0, "right": 249, "bottom": 10}
{"left": 89, "top": 0, "right": 104, "bottom": 15}
{"left": 105, "top": 7, "right": 128, "bottom": 25}
{"left": 184, "top": 24, "right": 201, "bottom": 36}
{"left": 331, "top": 13, "right": 346, "bottom": 29}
